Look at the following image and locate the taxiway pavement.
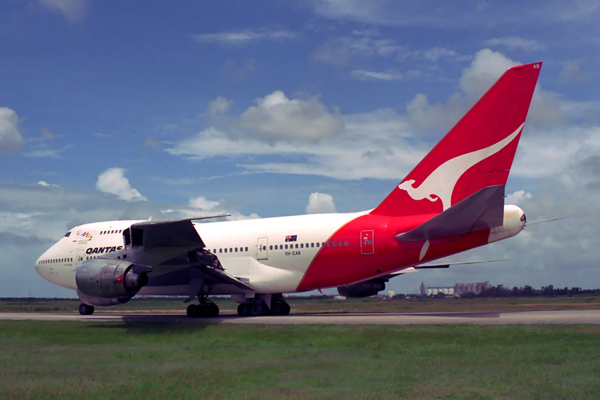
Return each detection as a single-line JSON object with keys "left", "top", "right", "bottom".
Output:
{"left": 1, "top": 310, "right": 600, "bottom": 324}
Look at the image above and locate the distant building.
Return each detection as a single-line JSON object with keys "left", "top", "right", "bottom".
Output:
{"left": 420, "top": 281, "right": 491, "bottom": 297}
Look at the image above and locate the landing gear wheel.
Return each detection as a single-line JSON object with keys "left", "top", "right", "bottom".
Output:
{"left": 250, "top": 304, "right": 264, "bottom": 317}
{"left": 187, "top": 304, "right": 198, "bottom": 318}
{"left": 271, "top": 302, "right": 291, "bottom": 315}
{"left": 79, "top": 303, "right": 94, "bottom": 315}
{"left": 207, "top": 302, "right": 219, "bottom": 317}
{"left": 237, "top": 303, "right": 250, "bottom": 317}
{"left": 260, "top": 304, "right": 270, "bottom": 316}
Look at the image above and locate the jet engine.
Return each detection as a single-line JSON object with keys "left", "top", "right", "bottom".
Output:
{"left": 76, "top": 259, "right": 151, "bottom": 300}
{"left": 77, "top": 289, "right": 133, "bottom": 307}
{"left": 337, "top": 278, "right": 386, "bottom": 298}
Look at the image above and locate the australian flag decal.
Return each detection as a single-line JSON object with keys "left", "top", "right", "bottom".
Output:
{"left": 285, "top": 235, "right": 297, "bottom": 242}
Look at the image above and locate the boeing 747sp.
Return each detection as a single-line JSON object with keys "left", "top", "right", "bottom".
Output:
{"left": 35, "top": 63, "right": 542, "bottom": 317}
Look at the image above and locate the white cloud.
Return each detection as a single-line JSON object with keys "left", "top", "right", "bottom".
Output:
{"left": 350, "top": 70, "right": 403, "bottom": 81}
{"left": 0, "top": 107, "right": 23, "bottom": 154}
{"left": 168, "top": 108, "right": 423, "bottom": 180}
{"left": 37, "top": 181, "right": 59, "bottom": 187}
{"left": 560, "top": 59, "right": 585, "bottom": 82}
{"left": 96, "top": 168, "right": 147, "bottom": 202}
{"left": 484, "top": 36, "right": 544, "bottom": 51}
{"left": 37, "top": 0, "right": 90, "bottom": 23}
{"left": 309, "top": 1, "right": 600, "bottom": 27}
{"left": 239, "top": 91, "right": 344, "bottom": 143}
{"left": 189, "top": 196, "right": 220, "bottom": 211}
{"left": 206, "top": 96, "right": 233, "bottom": 116}
{"left": 306, "top": 192, "right": 337, "bottom": 214}
{"left": 181, "top": 196, "right": 259, "bottom": 221}
{"left": 192, "top": 28, "right": 297, "bottom": 46}
{"left": 168, "top": 47, "right": 598, "bottom": 189}
{"left": 505, "top": 190, "right": 532, "bottom": 205}
{"left": 458, "top": 49, "right": 519, "bottom": 98}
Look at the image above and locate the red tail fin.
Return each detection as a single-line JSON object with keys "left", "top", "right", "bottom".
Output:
{"left": 372, "top": 62, "right": 542, "bottom": 217}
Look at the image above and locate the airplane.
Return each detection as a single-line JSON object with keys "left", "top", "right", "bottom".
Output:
{"left": 35, "top": 62, "right": 542, "bottom": 317}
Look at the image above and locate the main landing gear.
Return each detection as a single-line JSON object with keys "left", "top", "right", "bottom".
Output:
{"left": 79, "top": 303, "right": 95, "bottom": 315}
{"left": 236, "top": 295, "right": 291, "bottom": 317}
{"left": 186, "top": 301, "right": 219, "bottom": 318}
{"left": 186, "top": 279, "right": 220, "bottom": 318}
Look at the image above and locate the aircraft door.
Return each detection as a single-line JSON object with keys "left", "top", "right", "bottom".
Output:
{"left": 76, "top": 249, "right": 86, "bottom": 267}
{"left": 257, "top": 237, "right": 268, "bottom": 260}
{"left": 360, "top": 230, "right": 374, "bottom": 255}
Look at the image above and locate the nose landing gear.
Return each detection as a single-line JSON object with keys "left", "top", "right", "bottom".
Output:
{"left": 78, "top": 303, "right": 95, "bottom": 315}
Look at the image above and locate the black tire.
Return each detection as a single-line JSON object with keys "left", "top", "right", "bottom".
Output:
{"left": 271, "top": 302, "right": 290, "bottom": 316}
{"left": 260, "top": 303, "right": 270, "bottom": 316}
{"left": 250, "top": 304, "right": 264, "bottom": 317}
{"left": 78, "top": 303, "right": 94, "bottom": 315}
{"left": 186, "top": 304, "right": 198, "bottom": 318}
{"left": 271, "top": 302, "right": 283, "bottom": 315}
{"left": 237, "top": 303, "right": 250, "bottom": 317}
{"left": 208, "top": 302, "right": 219, "bottom": 317}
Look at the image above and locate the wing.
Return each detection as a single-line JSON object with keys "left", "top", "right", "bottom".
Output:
{"left": 119, "top": 217, "right": 256, "bottom": 294}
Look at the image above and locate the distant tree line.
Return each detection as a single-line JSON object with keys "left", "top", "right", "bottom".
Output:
{"left": 461, "top": 285, "right": 600, "bottom": 298}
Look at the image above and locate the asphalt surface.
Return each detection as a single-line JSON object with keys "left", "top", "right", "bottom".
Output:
{"left": 2, "top": 310, "right": 600, "bottom": 324}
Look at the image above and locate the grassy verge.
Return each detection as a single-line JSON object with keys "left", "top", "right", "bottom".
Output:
{"left": 1, "top": 321, "right": 599, "bottom": 399}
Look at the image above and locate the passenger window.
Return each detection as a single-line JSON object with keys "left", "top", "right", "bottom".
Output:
{"left": 327, "top": 242, "right": 330, "bottom": 247}
{"left": 339, "top": 241, "right": 343, "bottom": 246}
{"left": 235, "top": 248, "right": 238, "bottom": 252}
{"left": 245, "top": 247, "right": 248, "bottom": 251}
{"left": 285, "top": 244, "right": 288, "bottom": 249}
{"left": 333, "top": 242, "right": 337, "bottom": 247}
{"left": 316, "top": 243, "right": 320, "bottom": 248}
{"left": 295, "top": 244, "right": 298, "bottom": 249}
{"left": 300, "top": 244, "right": 304, "bottom": 248}
{"left": 311, "top": 243, "right": 314, "bottom": 248}
{"left": 230, "top": 248, "right": 233, "bottom": 253}
{"left": 345, "top": 241, "right": 349, "bottom": 246}
{"left": 224, "top": 248, "right": 227, "bottom": 253}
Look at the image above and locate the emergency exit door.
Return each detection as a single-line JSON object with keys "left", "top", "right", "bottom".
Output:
{"left": 257, "top": 237, "right": 268, "bottom": 260}
{"left": 360, "top": 230, "right": 374, "bottom": 255}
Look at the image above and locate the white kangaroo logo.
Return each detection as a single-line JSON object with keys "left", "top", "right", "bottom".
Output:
{"left": 398, "top": 123, "right": 524, "bottom": 211}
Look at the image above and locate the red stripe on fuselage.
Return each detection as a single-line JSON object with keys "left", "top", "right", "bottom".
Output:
{"left": 296, "top": 213, "right": 491, "bottom": 291}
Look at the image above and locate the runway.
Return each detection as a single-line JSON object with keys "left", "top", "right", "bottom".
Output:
{"left": 2, "top": 310, "right": 600, "bottom": 324}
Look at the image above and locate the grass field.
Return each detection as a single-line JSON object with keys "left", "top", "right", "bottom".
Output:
{"left": 1, "top": 321, "right": 599, "bottom": 399}
{"left": 2, "top": 295, "right": 600, "bottom": 315}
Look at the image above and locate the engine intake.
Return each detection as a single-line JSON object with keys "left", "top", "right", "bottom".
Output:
{"left": 76, "top": 259, "right": 151, "bottom": 299}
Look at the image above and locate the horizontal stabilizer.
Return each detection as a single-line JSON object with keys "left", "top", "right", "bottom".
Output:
{"left": 386, "top": 259, "right": 508, "bottom": 278}
{"left": 396, "top": 185, "right": 505, "bottom": 241}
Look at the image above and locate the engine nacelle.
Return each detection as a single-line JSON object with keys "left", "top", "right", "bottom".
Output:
{"left": 77, "top": 289, "right": 132, "bottom": 307}
{"left": 76, "top": 259, "right": 151, "bottom": 299}
{"left": 337, "top": 279, "right": 386, "bottom": 298}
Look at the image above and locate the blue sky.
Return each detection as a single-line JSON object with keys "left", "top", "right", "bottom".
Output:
{"left": 1, "top": 0, "right": 600, "bottom": 297}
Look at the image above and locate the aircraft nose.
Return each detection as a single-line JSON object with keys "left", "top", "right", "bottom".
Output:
{"left": 35, "top": 257, "right": 48, "bottom": 279}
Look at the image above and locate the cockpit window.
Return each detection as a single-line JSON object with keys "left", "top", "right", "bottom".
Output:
{"left": 64, "top": 231, "right": 71, "bottom": 238}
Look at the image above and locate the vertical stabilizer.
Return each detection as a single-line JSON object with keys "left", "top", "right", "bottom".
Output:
{"left": 372, "top": 62, "right": 542, "bottom": 217}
